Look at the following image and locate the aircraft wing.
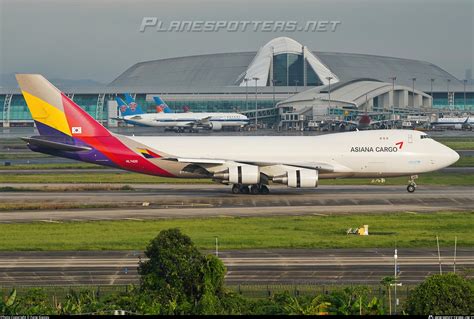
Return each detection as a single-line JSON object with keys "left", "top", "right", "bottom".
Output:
{"left": 178, "top": 116, "right": 213, "bottom": 128}
{"left": 162, "top": 157, "right": 334, "bottom": 173}
{"left": 22, "top": 137, "right": 92, "bottom": 152}
{"left": 197, "top": 116, "right": 212, "bottom": 123}
{"left": 183, "top": 116, "right": 213, "bottom": 127}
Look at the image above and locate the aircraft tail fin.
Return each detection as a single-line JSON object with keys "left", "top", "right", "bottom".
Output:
{"left": 124, "top": 93, "right": 145, "bottom": 115}
{"left": 116, "top": 96, "right": 142, "bottom": 116}
{"left": 153, "top": 96, "right": 173, "bottom": 113}
{"left": 16, "top": 74, "right": 175, "bottom": 175}
{"left": 16, "top": 74, "right": 111, "bottom": 138}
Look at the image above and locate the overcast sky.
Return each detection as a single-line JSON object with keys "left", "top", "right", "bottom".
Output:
{"left": 1, "top": 0, "right": 472, "bottom": 83}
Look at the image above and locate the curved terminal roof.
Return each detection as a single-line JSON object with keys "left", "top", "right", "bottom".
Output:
{"left": 108, "top": 37, "right": 463, "bottom": 92}
{"left": 238, "top": 37, "right": 338, "bottom": 86}
{"left": 279, "top": 79, "right": 431, "bottom": 108}
{"left": 109, "top": 52, "right": 255, "bottom": 90}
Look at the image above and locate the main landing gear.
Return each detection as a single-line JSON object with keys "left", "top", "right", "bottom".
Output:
{"left": 407, "top": 175, "right": 418, "bottom": 193}
{"left": 231, "top": 184, "right": 269, "bottom": 195}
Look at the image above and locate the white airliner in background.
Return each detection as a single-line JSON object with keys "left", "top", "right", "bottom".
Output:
{"left": 116, "top": 95, "right": 249, "bottom": 132}
{"left": 431, "top": 116, "right": 472, "bottom": 130}
{"left": 17, "top": 74, "right": 459, "bottom": 194}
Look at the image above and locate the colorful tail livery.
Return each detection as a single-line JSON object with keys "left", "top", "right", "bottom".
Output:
{"left": 116, "top": 94, "right": 144, "bottom": 116}
{"left": 153, "top": 96, "right": 173, "bottom": 113}
{"left": 16, "top": 74, "right": 173, "bottom": 177}
{"left": 116, "top": 97, "right": 142, "bottom": 116}
{"left": 124, "top": 93, "right": 145, "bottom": 114}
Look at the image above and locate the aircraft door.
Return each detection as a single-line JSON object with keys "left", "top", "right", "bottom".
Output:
{"left": 408, "top": 134, "right": 413, "bottom": 143}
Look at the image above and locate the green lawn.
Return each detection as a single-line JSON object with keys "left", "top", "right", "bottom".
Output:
{"left": 0, "top": 171, "right": 472, "bottom": 186}
{"left": 0, "top": 172, "right": 211, "bottom": 184}
{"left": 0, "top": 162, "right": 107, "bottom": 170}
{"left": 453, "top": 156, "right": 474, "bottom": 167}
{"left": 434, "top": 138, "right": 474, "bottom": 150}
{"left": 0, "top": 211, "right": 471, "bottom": 251}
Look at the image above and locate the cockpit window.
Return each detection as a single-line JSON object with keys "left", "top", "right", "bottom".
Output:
{"left": 420, "top": 135, "right": 431, "bottom": 139}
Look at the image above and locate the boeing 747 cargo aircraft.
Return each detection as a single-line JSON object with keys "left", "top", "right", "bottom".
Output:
{"left": 17, "top": 74, "right": 459, "bottom": 194}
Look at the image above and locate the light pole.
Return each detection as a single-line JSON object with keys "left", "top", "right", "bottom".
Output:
{"left": 447, "top": 79, "right": 451, "bottom": 110}
{"left": 244, "top": 78, "right": 249, "bottom": 109}
{"left": 215, "top": 236, "right": 219, "bottom": 257}
{"left": 326, "top": 77, "right": 333, "bottom": 116}
{"left": 294, "top": 80, "right": 299, "bottom": 94}
{"left": 389, "top": 77, "right": 397, "bottom": 127}
{"left": 412, "top": 78, "right": 416, "bottom": 108}
{"left": 394, "top": 249, "right": 398, "bottom": 314}
{"left": 272, "top": 79, "right": 278, "bottom": 107}
{"left": 454, "top": 236, "right": 457, "bottom": 274}
{"left": 430, "top": 78, "right": 435, "bottom": 109}
{"left": 253, "top": 77, "right": 259, "bottom": 130}
{"left": 463, "top": 79, "right": 467, "bottom": 109}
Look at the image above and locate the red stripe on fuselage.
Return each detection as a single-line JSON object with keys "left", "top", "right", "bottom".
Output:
{"left": 61, "top": 94, "right": 174, "bottom": 177}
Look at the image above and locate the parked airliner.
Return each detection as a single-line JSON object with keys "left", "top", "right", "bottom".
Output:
{"left": 17, "top": 75, "right": 459, "bottom": 194}
{"left": 431, "top": 116, "right": 472, "bottom": 130}
{"left": 116, "top": 94, "right": 249, "bottom": 132}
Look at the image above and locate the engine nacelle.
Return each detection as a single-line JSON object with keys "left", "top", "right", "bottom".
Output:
{"left": 213, "top": 165, "right": 260, "bottom": 185}
{"left": 273, "top": 169, "right": 318, "bottom": 188}
{"left": 210, "top": 122, "right": 222, "bottom": 131}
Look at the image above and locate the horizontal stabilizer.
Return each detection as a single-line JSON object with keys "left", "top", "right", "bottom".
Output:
{"left": 21, "top": 137, "right": 92, "bottom": 152}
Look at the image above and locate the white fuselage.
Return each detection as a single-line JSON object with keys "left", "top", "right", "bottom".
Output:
{"left": 128, "top": 130, "right": 459, "bottom": 179}
{"left": 123, "top": 112, "right": 249, "bottom": 129}
{"left": 431, "top": 117, "right": 472, "bottom": 128}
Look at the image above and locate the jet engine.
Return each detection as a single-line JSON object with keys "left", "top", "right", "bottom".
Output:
{"left": 273, "top": 169, "right": 318, "bottom": 188}
{"left": 213, "top": 165, "right": 260, "bottom": 184}
{"left": 210, "top": 122, "right": 223, "bottom": 131}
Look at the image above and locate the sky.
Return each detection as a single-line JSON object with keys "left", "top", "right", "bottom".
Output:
{"left": 0, "top": 0, "right": 473, "bottom": 84}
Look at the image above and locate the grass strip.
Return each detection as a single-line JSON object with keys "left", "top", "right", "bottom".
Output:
{"left": 0, "top": 211, "right": 471, "bottom": 251}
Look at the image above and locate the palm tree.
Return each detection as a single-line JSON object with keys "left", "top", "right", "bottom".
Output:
{"left": 381, "top": 276, "right": 395, "bottom": 315}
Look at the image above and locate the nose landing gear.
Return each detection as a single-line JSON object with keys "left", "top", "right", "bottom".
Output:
{"left": 407, "top": 175, "right": 418, "bottom": 193}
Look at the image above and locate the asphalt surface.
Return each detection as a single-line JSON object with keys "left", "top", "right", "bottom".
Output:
{"left": 0, "top": 248, "right": 471, "bottom": 286}
{"left": 0, "top": 185, "right": 472, "bottom": 223}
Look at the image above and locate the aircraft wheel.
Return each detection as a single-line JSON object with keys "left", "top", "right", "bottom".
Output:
{"left": 231, "top": 184, "right": 240, "bottom": 194}
{"left": 250, "top": 185, "right": 260, "bottom": 195}
{"left": 260, "top": 185, "right": 270, "bottom": 195}
{"left": 407, "top": 184, "right": 416, "bottom": 193}
{"left": 240, "top": 186, "right": 250, "bottom": 194}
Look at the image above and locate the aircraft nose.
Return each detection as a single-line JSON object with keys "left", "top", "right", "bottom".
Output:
{"left": 444, "top": 148, "right": 460, "bottom": 167}
{"left": 450, "top": 149, "right": 460, "bottom": 164}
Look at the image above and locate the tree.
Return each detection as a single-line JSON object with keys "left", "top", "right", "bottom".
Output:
{"left": 380, "top": 276, "right": 395, "bottom": 314}
{"left": 17, "top": 288, "right": 55, "bottom": 315}
{"left": 138, "top": 228, "right": 226, "bottom": 314}
{"left": 405, "top": 273, "right": 474, "bottom": 315}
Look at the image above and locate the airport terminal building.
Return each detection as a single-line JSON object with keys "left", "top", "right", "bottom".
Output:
{"left": 1, "top": 37, "right": 472, "bottom": 129}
